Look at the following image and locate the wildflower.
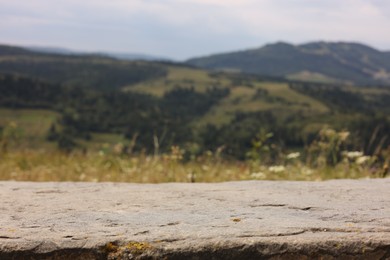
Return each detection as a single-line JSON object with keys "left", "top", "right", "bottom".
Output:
{"left": 268, "top": 165, "right": 286, "bottom": 173}
{"left": 356, "top": 156, "right": 370, "bottom": 165}
{"left": 301, "top": 167, "right": 313, "bottom": 176}
{"left": 338, "top": 131, "right": 350, "bottom": 141}
{"left": 113, "top": 143, "right": 124, "bottom": 155}
{"left": 170, "top": 146, "right": 184, "bottom": 161}
{"left": 322, "top": 128, "right": 336, "bottom": 137}
{"left": 201, "top": 165, "right": 210, "bottom": 171}
{"left": 344, "top": 151, "right": 363, "bottom": 159}
{"left": 286, "top": 152, "right": 300, "bottom": 160}
{"left": 250, "top": 172, "right": 266, "bottom": 179}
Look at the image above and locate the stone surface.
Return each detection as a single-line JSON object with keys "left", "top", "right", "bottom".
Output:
{"left": 0, "top": 179, "right": 389, "bottom": 259}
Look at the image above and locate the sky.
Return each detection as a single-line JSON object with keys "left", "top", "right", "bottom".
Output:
{"left": 1, "top": 0, "right": 390, "bottom": 60}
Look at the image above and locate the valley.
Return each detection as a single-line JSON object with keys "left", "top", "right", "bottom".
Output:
{"left": 0, "top": 43, "right": 389, "bottom": 181}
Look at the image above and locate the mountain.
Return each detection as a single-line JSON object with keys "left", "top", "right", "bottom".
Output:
{"left": 187, "top": 41, "right": 390, "bottom": 85}
{"left": 0, "top": 44, "right": 36, "bottom": 56}
{"left": 27, "top": 46, "right": 170, "bottom": 61}
{"left": 99, "top": 52, "right": 170, "bottom": 62}
{"left": 27, "top": 46, "right": 76, "bottom": 55}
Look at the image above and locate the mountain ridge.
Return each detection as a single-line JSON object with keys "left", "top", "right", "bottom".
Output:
{"left": 2, "top": 41, "right": 390, "bottom": 86}
{"left": 186, "top": 41, "right": 390, "bottom": 85}
{"left": 27, "top": 46, "right": 170, "bottom": 61}
{"left": 0, "top": 43, "right": 169, "bottom": 61}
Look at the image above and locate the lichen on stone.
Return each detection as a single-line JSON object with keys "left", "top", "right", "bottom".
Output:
{"left": 105, "top": 241, "right": 153, "bottom": 259}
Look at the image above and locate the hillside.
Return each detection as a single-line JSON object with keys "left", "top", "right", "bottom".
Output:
{"left": 124, "top": 68, "right": 330, "bottom": 126}
{"left": 0, "top": 44, "right": 167, "bottom": 91}
{"left": 1, "top": 44, "right": 390, "bottom": 159}
{"left": 187, "top": 41, "right": 390, "bottom": 85}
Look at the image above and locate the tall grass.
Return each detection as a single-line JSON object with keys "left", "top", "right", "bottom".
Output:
{"left": 0, "top": 122, "right": 388, "bottom": 182}
{"left": 0, "top": 147, "right": 385, "bottom": 183}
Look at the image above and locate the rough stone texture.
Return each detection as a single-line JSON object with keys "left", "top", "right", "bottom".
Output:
{"left": 0, "top": 179, "right": 389, "bottom": 259}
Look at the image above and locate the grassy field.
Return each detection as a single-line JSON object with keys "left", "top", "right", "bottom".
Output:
{"left": 0, "top": 108, "right": 58, "bottom": 134}
{"left": 0, "top": 108, "right": 128, "bottom": 152}
{"left": 254, "top": 82, "right": 329, "bottom": 113}
{"left": 0, "top": 109, "right": 387, "bottom": 183}
{"left": 122, "top": 65, "right": 390, "bottom": 130}
{"left": 196, "top": 82, "right": 330, "bottom": 126}
{"left": 347, "top": 86, "right": 390, "bottom": 108}
{"left": 286, "top": 71, "right": 344, "bottom": 84}
{"left": 125, "top": 66, "right": 230, "bottom": 97}
{"left": 0, "top": 149, "right": 383, "bottom": 183}
{"left": 0, "top": 108, "right": 58, "bottom": 150}
{"left": 197, "top": 86, "right": 275, "bottom": 126}
{"left": 123, "top": 66, "right": 331, "bottom": 127}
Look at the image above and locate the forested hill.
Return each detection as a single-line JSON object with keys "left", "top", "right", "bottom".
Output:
{"left": 186, "top": 41, "right": 390, "bottom": 86}
{"left": 1, "top": 43, "right": 390, "bottom": 159}
{"left": 0, "top": 44, "right": 35, "bottom": 56}
{"left": 0, "top": 44, "right": 168, "bottom": 91}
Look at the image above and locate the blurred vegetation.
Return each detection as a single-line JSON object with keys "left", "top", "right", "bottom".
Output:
{"left": 0, "top": 46, "right": 389, "bottom": 182}
{"left": 1, "top": 71, "right": 390, "bottom": 162}
{"left": 0, "top": 137, "right": 388, "bottom": 182}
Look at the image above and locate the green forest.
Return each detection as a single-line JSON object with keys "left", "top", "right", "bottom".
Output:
{"left": 1, "top": 72, "right": 389, "bottom": 160}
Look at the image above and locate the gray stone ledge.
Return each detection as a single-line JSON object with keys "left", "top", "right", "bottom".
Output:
{"left": 0, "top": 179, "right": 389, "bottom": 259}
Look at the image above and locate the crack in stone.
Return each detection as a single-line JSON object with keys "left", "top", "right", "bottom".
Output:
{"left": 306, "top": 227, "right": 390, "bottom": 233}
{"left": 237, "top": 230, "right": 306, "bottom": 238}
{"left": 21, "top": 225, "right": 40, "bottom": 229}
{"left": 239, "top": 226, "right": 390, "bottom": 239}
{"left": 159, "top": 222, "right": 180, "bottom": 227}
{"left": 156, "top": 238, "right": 184, "bottom": 243}
{"left": 320, "top": 214, "right": 340, "bottom": 221}
{"left": 35, "top": 190, "right": 67, "bottom": 194}
{"left": 249, "top": 203, "right": 286, "bottom": 208}
{"left": 105, "top": 223, "right": 119, "bottom": 227}
{"left": 0, "top": 236, "right": 21, "bottom": 239}
{"left": 71, "top": 237, "right": 86, "bottom": 241}
{"left": 249, "top": 204, "right": 318, "bottom": 212}
{"left": 288, "top": 206, "right": 316, "bottom": 211}
{"left": 134, "top": 230, "right": 150, "bottom": 236}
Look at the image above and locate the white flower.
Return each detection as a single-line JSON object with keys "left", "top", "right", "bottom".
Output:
{"left": 302, "top": 167, "right": 313, "bottom": 176}
{"left": 356, "top": 156, "right": 370, "bottom": 165}
{"left": 345, "top": 151, "right": 363, "bottom": 159}
{"left": 201, "top": 165, "right": 210, "bottom": 171}
{"left": 113, "top": 143, "right": 124, "bottom": 154}
{"left": 268, "top": 165, "right": 286, "bottom": 173}
{"left": 286, "top": 152, "right": 300, "bottom": 160}
{"left": 338, "top": 131, "right": 350, "bottom": 141}
{"left": 251, "top": 172, "right": 266, "bottom": 179}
